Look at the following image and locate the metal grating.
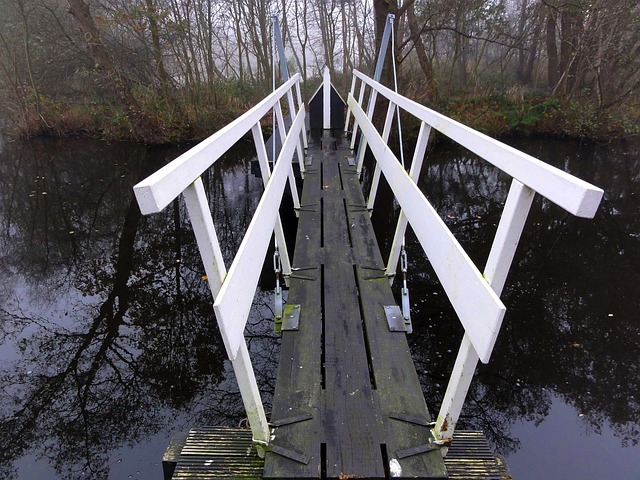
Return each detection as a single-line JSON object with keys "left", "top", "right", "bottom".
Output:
{"left": 171, "top": 426, "right": 264, "bottom": 479}
{"left": 445, "top": 431, "right": 512, "bottom": 479}
{"left": 165, "top": 427, "right": 511, "bottom": 479}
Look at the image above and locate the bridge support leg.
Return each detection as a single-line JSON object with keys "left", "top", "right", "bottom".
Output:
{"left": 433, "top": 179, "right": 535, "bottom": 455}
{"left": 432, "top": 333, "right": 477, "bottom": 454}
{"left": 233, "top": 340, "right": 271, "bottom": 457}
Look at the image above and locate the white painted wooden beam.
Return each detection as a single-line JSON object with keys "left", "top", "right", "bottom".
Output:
{"left": 367, "top": 100, "right": 396, "bottom": 212}
{"left": 350, "top": 80, "right": 366, "bottom": 151}
{"left": 349, "top": 95, "right": 506, "bottom": 364}
{"left": 251, "top": 123, "right": 291, "bottom": 279}
{"left": 134, "top": 74, "right": 301, "bottom": 215}
{"left": 213, "top": 108, "right": 305, "bottom": 360}
{"left": 434, "top": 180, "right": 535, "bottom": 449}
{"left": 323, "top": 66, "right": 331, "bottom": 130}
{"left": 344, "top": 75, "right": 357, "bottom": 134}
{"left": 386, "top": 122, "right": 432, "bottom": 279}
{"left": 352, "top": 70, "right": 603, "bottom": 218}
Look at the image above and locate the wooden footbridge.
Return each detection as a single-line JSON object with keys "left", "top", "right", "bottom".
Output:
{"left": 134, "top": 15, "right": 603, "bottom": 480}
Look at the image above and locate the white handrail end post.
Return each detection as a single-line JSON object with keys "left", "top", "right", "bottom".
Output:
{"left": 484, "top": 179, "right": 535, "bottom": 294}
{"left": 233, "top": 341, "right": 270, "bottom": 456}
{"left": 323, "top": 66, "right": 331, "bottom": 130}
{"left": 433, "top": 334, "right": 478, "bottom": 455}
{"left": 575, "top": 187, "right": 604, "bottom": 218}
{"left": 183, "top": 179, "right": 227, "bottom": 296}
{"left": 133, "top": 184, "right": 162, "bottom": 215}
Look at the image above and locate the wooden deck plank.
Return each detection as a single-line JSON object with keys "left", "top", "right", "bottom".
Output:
{"left": 321, "top": 144, "right": 385, "bottom": 478}
{"left": 263, "top": 157, "right": 323, "bottom": 479}
{"left": 338, "top": 152, "right": 449, "bottom": 478}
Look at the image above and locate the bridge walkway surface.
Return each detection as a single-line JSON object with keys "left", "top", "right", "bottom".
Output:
{"left": 263, "top": 129, "right": 447, "bottom": 479}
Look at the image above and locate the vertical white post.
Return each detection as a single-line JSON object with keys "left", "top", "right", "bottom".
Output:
{"left": 286, "top": 88, "right": 306, "bottom": 178}
{"left": 251, "top": 123, "right": 292, "bottom": 279}
{"left": 350, "top": 80, "right": 366, "bottom": 150}
{"left": 356, "top": 89, "right": 379, "bottom": 176}
{"left": 433, "top": 179, "right": 535, "bottom": 454}
{"left": 294, "top": 80, "right": 308, "bottom": 149}
{"left": 183, "top": 178, "right": 271, "bottom": 455}
{"left": 367, "top": 101, "right": 396, "bottom": 212}
{"left": 183, "top": 178, "right": 269, "bottom": 456}
{"left": 275, "top": 101, "right": 301, "bottom": 214}
{"left": 386, "top": 122, "right": 432, "bottom": 280}
{"left": 344, "top": 75, "right": 357, "bottom": 134}
{"left": 183, "top": 179, "right": 227, "bottom": 295}
{"left": 323, "top": 66, "right": 331, "bottom": 130}
{"left": 233, "top": 340, "right": 272, "bottom": 454}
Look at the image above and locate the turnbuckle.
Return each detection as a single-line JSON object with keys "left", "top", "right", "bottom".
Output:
{"left": 400, "top": 247, "right": 412, "bottom": 332}
{"left": 274, "top": 249, "right": 283, "bottom": 332}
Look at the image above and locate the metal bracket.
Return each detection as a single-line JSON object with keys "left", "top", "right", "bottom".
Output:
{"left": 395, "top": 443, "right": 438, "bottom": 460}
{"left": 291, "top": 274, "right": 316, "bottom": 281}
{"left": 296, "top": 202, "right": 318, "bottom": 213}
{"left": 281, "top": 304, "right": 301, "bottom": 330}
{"left": 389, "top": 412, "right": 435, "bottom": 427}
{"left": 384, "top": 305, "right": 407, "bottom": 332}
{"left": 291, "top": 266, "right": 317, "bottom": 280}
{"left": 270, "top": 412, "right": 313, "bottom": 428}
{"left": 347, "top": 203, "right": 369, "bottom": 214}
{"left": 269, "top": 444, "right": 310, "bottom": 465}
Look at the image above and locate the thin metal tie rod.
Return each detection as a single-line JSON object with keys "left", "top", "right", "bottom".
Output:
{"left": 391, "top": 18, "right": 411, "bottom": 327}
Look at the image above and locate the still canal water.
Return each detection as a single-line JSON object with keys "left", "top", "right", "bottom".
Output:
{"left": 0, "top": 131, "right": 638, "bottom": 479}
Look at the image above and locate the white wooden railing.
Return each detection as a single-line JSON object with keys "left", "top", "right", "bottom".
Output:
{"left": 345, "top": 69, "right": 604, "bottom": 453}
{"left": 133, "top": 73, "right": 306, "bottom": 455}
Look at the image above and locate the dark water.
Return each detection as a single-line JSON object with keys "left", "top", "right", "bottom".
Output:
{"left": 0, "top": 132, "right": 638, "bottom": 479}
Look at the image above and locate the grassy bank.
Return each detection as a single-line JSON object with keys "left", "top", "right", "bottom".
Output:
{"left": 10, "top": 80, "right": 270, "bottom": 144}
{"left": 8, "top": 84, "right": 640, "bottom": 144}
{"left": 434, "top": 91, "right": 640, "bottom": 141}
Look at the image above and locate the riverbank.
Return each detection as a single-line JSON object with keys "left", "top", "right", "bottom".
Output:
{"left": 7, "top": 86, "right": 639, "bottom": 144}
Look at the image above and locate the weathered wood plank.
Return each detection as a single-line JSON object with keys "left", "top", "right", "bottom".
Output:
{"left": 338, "top": 151, "right": 448, "bottom": 478}
{"left": 321, "top": 136, "right": 385, "bottom": 479}
{"left": 170, "top": 427, "right": 507, "bottom": 479}
{"left": 263, "top": 160, "right": 323, "bottom": 479}
{"left": 173, "top": 427, "right": 263, "bottom": 479}
{"left": 265, "top": 131, "right": 448, "bottom": 479}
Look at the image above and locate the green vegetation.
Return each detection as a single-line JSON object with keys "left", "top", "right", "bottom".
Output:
{"left": 1, "top": 0, "right": 638, "bottom": 143}
{"left": 431, "top": 92, "right": 640, "bottom": 141}
{"left": 12, "top": 80, "right": 269, "bottom": 143}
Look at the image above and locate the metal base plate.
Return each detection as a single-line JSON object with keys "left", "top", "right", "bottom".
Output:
{"left": 384, "top": 305, "right": 407, "bottom": 332}
{"left": 281, "top": 304, "right": 301, "bottom": 330}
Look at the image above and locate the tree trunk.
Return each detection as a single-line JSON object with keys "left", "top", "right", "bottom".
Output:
{"left": 407, "top": 1, "right": 435, "bottom": 99}
{"left": 523, "top": 7, "right": 543, "bottom": 86}
{"left": 67, "top": 0, "right": 160, "bottom": 143}
{"left": 516, "top": 0, "right": 529, "bottom": 84}
{"left": 545, "top": 7, "right": 559, "bottom": 91}
{"left": 144, "top": 0, "right": 171, "bottom": 104}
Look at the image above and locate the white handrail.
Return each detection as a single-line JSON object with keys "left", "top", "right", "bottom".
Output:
{"left": 349, "top": 97, "right": 506, "bottom": 364}
{"left": 134, "top": 74, "right": 302, "bottom": 215}
{"left": 351, "top": 70, "right": 603, "bottom": 218}
{"left": 347, "top": 70, "right": 604, "bottom": 453}
{"left": 133, "top": 75, "right": 306, "bottom": 455}
{"left": 214, "top": 108, "right": 305, "bottom": 361}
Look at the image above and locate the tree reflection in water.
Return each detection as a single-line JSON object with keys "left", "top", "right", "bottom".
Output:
{"left": 372, "top": 138, "right": 640, "bottom": 464}
{"left": 0, "top": 138, "right": 279, "bottom": 479}
{"left": 0, "top": 135, "right": 638, "bottom": 479}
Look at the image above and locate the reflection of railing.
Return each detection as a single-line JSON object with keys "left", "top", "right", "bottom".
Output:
{"left": 346, "top": 69, "right": 604, "bottom": 453}
{"left": 133, "top": 74, "right": 306, "bottom": 455}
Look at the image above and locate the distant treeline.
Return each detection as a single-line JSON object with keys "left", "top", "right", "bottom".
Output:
{"left": 0, "top": 0, "right": 638, "bottom": 142}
